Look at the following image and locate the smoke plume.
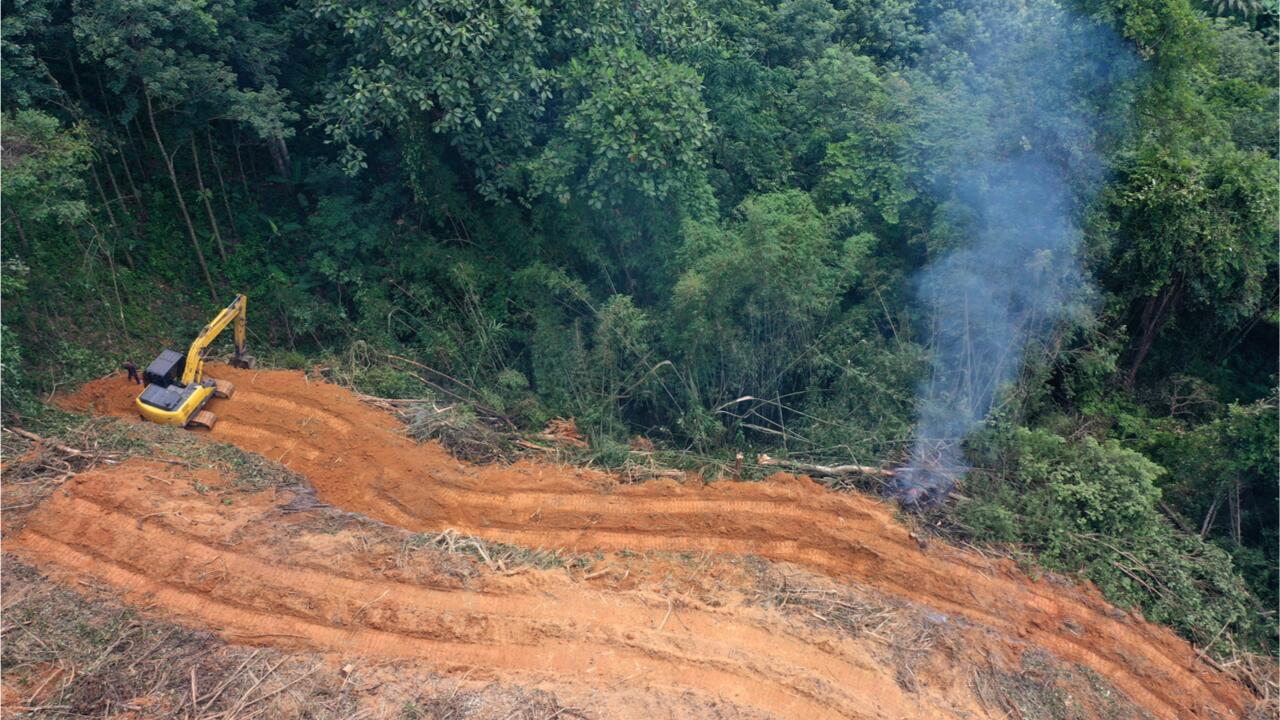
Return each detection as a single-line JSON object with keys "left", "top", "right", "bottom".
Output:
{"left": 897, "top": 1, "right": 1139, "bottom": 505}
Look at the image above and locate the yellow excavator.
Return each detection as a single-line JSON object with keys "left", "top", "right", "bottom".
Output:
{"left": 136, "top": 293, "right": 255, "bottom": 429}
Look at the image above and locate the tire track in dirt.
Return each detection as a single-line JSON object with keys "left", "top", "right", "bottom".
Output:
{"left": 62, "top": 368, "right": 1251, "bottom": 719}
{"left": 10, "top": 464, "right": 956, "bottom": 720}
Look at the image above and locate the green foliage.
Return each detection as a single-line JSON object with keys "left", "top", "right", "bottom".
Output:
{"left": 313, "top": 0, "right": 549, "bottom": 184}
{"left": 961, "top": 427, "right": 1269, "bottom": 652}
{"left": 671, "top": 191, "right": 853, "bottom": 403}
{"left": 274, "top": 350, "right": 309, "bottom": 370}
{"left": 1126, "top": 397, "right": 1280, "bottom": 612}
{"left": 1, "top": 311, "right": 28, "bottom": 415}
{"left": 1106, "top": 139, "right": 1277, "bottom": 327}
{"left": 352, "top": 367, "right": 425, "bottom": 399}
{"left": 803, "top": 49, "right": 914, "bottom": 227}
{"left": 71, "top": 0, "right": 296, "bottom": 139}
{"left": 1, "top": 0, "right": 61, "bottom": 108}
{"left": 1, "top": 110, "right": 93, "bottom": 228}
{"left": 793, "top": 321, "right": 924, "bottom": 460}
{"left": 530, "top": 45, "right": 712, "bottom": 210}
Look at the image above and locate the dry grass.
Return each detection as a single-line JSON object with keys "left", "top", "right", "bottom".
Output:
{"left": 749, "top": 567, "right": 954, "bottom": 691}
{"left": 971, "top": 650, "right": 1152, "bottom": 720}
{"left": 409, "top": 528, "right": 589, "bottom": 574}
{"left": 1, "top": 559, "right": 358, "bottom": 719}
{"left": 755, "top": 569, "right": 908, "bottom": 641}
{"left": 2, "top": 558, "right": 594, "bottom": 720}
{"left": 402, "top": 404, "right": 512, "bottom": 463}
{"left": 1224, "top": 651, "right": 1280, "bottom": 720}
{"left": 2, "top": 416, "right": 304, "bottom": 497}
{"left": 399, "top": 684, "right": 587, "bottom": 720}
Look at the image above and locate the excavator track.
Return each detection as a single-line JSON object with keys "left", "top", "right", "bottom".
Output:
{"left": 212, "top": 378, "right": 236, "bottom": 399}
{"left": 188, "top": 410, "right": 218, "bottom": 430}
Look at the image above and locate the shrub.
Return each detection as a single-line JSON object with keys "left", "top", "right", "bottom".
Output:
{"left": 275, "top": 351, "right": 308, "bottom": 370}
{"left": 961, "top": 426, "right": 1269, "bottom": 653}
{"left": 353, "top": 367, "right": 425, "bottom": 399}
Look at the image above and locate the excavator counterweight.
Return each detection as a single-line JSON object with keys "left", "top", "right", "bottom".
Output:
{"left": 135, "top": 294, "right": 251, "bottom": 428}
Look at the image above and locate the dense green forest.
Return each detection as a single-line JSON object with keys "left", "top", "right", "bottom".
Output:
{"left": 2, "top": 0, "right": 1276, "bottom": 655}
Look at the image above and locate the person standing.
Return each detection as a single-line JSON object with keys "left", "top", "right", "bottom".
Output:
{"left": 123, "top": 360, "right": 141, "bottom": 385}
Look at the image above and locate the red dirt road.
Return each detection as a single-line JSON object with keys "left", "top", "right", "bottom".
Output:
{"left": 48, "top": 366, "right": 1252, "bottom": 718}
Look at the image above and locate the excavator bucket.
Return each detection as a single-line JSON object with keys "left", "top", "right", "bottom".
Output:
{"left": 189, "top": 410, "right": 218, "bottom": 430}
{"left": 213, "top": 378, "right": 236, "bottom": 399}
{"left": 230, "top": 354, "right": 257, "bottom": 369}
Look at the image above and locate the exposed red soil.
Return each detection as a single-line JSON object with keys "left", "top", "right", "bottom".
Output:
{"left": 10, "top": 459, "right": 989, "bottom": 719}
{"left": 46, "top": 366, "right": 1253, "bottom": 718}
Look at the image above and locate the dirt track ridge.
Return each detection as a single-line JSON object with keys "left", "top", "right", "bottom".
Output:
{"left": 49, "top": 366, "right": 1252, "bottom": 718}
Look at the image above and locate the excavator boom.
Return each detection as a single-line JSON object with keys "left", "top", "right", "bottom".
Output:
{"left": 182, "top": 294, "right": 252, "bottom": 385}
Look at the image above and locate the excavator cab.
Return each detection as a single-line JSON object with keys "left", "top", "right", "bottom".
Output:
{"left": 142, "top": 348, "right": 185, "bottom": 387}
{"left": 136, "top": 294, "right": 255, "bottom": 429}
{"left": 139, "top": 349, "right": 196, "bottom": 412}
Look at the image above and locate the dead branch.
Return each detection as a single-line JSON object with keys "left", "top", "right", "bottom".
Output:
{"left": 756, "top": 454, "right": 896, "bottom": 478}
{"left": 4, "top": 427, "right": 103, "bottom": 457}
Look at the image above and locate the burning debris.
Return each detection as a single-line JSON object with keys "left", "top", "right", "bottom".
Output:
{"left": 753, "top": 453, "right": 954, "bottom": 511}
{"left": 890, "top": 466, "right": 957, "bottom": 510}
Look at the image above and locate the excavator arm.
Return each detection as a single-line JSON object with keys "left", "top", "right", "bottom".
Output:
{"left": 181, "top": 294, "right": 253, "bottom": 385}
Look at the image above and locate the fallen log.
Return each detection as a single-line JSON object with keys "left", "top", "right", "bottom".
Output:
{"left": 4, "top": 427, "right": 90, "bottom": 457}
{"left": 756, "top": 454, "right": 896, "bottom": 478}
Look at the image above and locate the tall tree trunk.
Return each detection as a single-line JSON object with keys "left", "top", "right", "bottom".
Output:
{"left": 1200, "top": 491, "right": 1224, "bottom": 538}
{"left": 104, "top": 150, "right": 148, "bottom": 232}
{"left": 246, "top": 138, "right": 260, "bottom": 186}
{"left": 100, "top": 149, "right": 130, "bottom": 213}
{"left": 94, "top": 72, "right": 145, "bottom": 196}
{"left": 1125, "top": 276, "right": 1184, "bottom": 388}
{"left": 207, "top": 129, "right": 241, "bottom": 243}
{"left": 7, "top": 209, "right": 29, "bottom": 248}
{"left": 233, "top": 128, "right": 251, "bottom": 197}
{"left": 145, "top": 91, "right": 218, "bottom": 301}
{"left": 133, "top": 115, "right": 154, "bottom": 182}
{"left": 267, "top": 135, "right": 291, "bottom": 179}
{"left": 191, "top": 135, "right": 228, "bottom": 262}
{"left": 112, "top": 134, "right": 143, "bottom": 208}
{"left": 89, "top": 162, "right": 136, "bottom": 270}
{"left": 64, "top": 49, "right": 86, "bottom": 106}
{"left": 1229, "top": 477, "right": 1242, "bottom": 545}
{"left": 98, "top": 147, "right": 145, "bottom": 261}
